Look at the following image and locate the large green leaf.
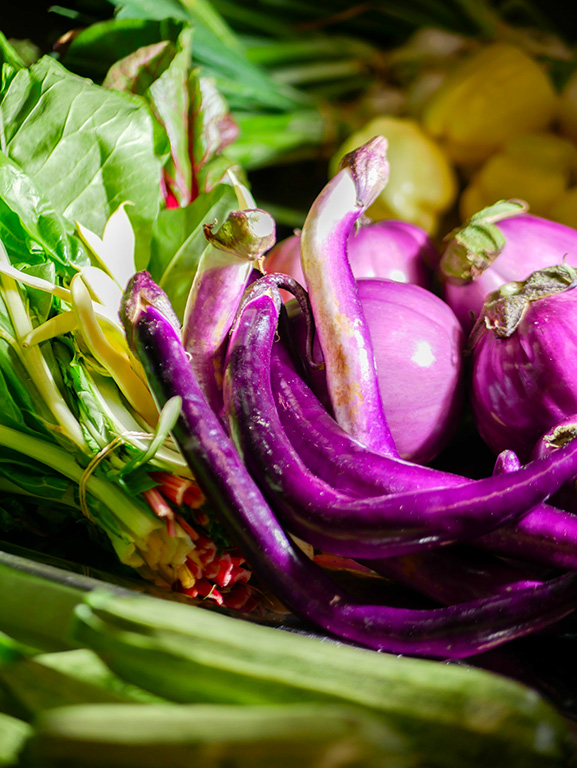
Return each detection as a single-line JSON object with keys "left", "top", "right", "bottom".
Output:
{"left": 0, "top": 154, "right": 87, "bottom": 272}
{"left": 114, "top": 0, "right": 244, "bottom": 52}
{"left": 103, "top": 25, "right": 194, "bottom": 207}
{"left": 0, "top": 55, "right": 163, "bottom": 243}
{"left": 60, "top": 17, "right": 186, "bottom": 83}
{"left": 63, "top": 6, "right": 307, "bottom": 113}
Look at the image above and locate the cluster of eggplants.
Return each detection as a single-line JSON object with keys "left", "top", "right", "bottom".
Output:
{"left": 120, "top": 138, "right": 577, "bottom": 659}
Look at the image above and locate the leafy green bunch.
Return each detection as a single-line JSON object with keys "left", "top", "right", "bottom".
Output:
{"left": 0, "top": 31, "right": 254, "bottom": 608}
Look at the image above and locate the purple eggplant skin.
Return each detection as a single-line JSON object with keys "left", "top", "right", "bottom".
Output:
{"left": 530, "top": 417, "right": 577, "bottom": 514}
{"left": 223, "top": 273, "right": 577, "bottom": 559}
{"left": 264, "top": 218, "right": 438, "bottom": 293}
{"left": 271, "top": 340, "right": 467, "bottom": 497}
{"left": 181, "top": 208, "right": 276, "bottom": 417}
{"left": 299, "top": 137, "right": 397, "bottom": 456}
{"left": 474, "top": 449, "right": 577, "bottom": 571}
{"left": 477, "top": 506, "right": 577, "bottom": 572}
{"left": 469, "top": 269, "right": 577, "bottom": 461}
{"left": 121, "top": 270, "right": 577, "bottom": 659}
{"left": 272, "top": 343, "right": 577, "bottom": 571}
{"left": 443, "top": 213, "right": 577, "bottom": 334}
{"left": 364, "top": 547, "right": 545, "bottom": 607}
{"left": 287, "top": 278, "right": 466, "bottom": 464}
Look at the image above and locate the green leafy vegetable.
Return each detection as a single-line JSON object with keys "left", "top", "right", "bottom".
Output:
{"left": 1, "top": 56, "right": 163, "bottom": 256}
{"left": 0, "top": 34, "right": 255, "bottom": 608}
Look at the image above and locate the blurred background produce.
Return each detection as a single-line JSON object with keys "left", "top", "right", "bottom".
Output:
{"left": 5, "top": 0, "right": 577, "bottom": 238}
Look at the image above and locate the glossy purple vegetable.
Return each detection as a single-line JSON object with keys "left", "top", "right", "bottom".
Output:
{"left": 440, "top": 202, "right": 577, "bottom": 334}
{"left": 299, "top": 136, "right": 396, "bottom": 456}
{"left": 264, "top": 218, "right": 438, "bottom": 293}
{"left": 271, "top": 341, "right": 465, "bottom": 496}
{"left": 469, "top": 263, "right": 577, "bottom": 459}
{"left": 181, "top": 207, "right": 275, "bottom": 416}
{"left": 222, "top": 273, "right": 577, "bottom": 558}
{"left": 121, "top": 270, "right": 577, "bottom": 659}
{"left": 288, "top": 277, "right": 466, "bottom": 463}
{"left": 530, "top": 418, "right": 577, "bottom": 513}
{"left": 476, "top": 448, "right": 577, "bottom": 571}
{"left": 477, "top": 506, "right": 577, "bottom": 571}
{"left": 271, "top": 337, "right": 577, "bottom": 571}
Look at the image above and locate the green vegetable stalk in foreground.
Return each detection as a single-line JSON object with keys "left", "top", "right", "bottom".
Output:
{"left": 71, "top": 590, "right": 576, "bottom": 768}
{"left": 19, "top": 702, "right": 411, "bottom": 768}
{"left": 4, "top": 555, "right": 567, "bottom": 768}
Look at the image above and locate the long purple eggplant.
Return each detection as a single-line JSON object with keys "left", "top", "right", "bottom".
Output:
{"left": 271, "top": 341, "right": 466, "bottom": 496}
{"left": 222, "top": 273, "right": 577, "bottom": 559}
{"left": 359, "top": 449, "right": 552, "bottom": 604}
{"left": 363, "top": 549, "right": 545, "bottom": 606}
{"left": 120, "top": 270, "right": 577, "bottom": 659}
{"left": 299, "top": 137, "right": 397, "bottom": 457}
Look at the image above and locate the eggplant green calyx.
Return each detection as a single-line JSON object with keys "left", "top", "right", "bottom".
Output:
{"left": 338, "top": 136, "right": 390, "bottom": 211}
{"left": 441, "top": 199, "right": 529, "bottom": 284}
{"left": 203, "top": 209, "right": 276, "bottom": 262}
{"left": 468, "top": 263, "right": 577, "bottom": 347}
{"left": 121, "top": 272, "right": 181, "bottom": 347}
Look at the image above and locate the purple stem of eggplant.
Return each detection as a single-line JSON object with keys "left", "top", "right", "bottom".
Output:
{"left": 181, "top": 209, "right": 275, "bottom": 416}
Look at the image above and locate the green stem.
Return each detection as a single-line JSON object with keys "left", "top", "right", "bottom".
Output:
{"left": 229, "top": 110, "right": 329, "bottom": 169}
{"left": 210, "top": 0, "right": 296, "bottom": 38}
{"left": 272, "top": 60, "right": 369, "bottom": 86}
{"left": 246, "top": 36, "right": 378, "bottom": 67}
{"left": 0, "top": 425, "right": 158, "bottom": 542}
{"left": 0, "top": 243, "right": 86, "bottom": 450}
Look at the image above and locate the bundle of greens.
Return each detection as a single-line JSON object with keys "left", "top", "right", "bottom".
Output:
{"left": 0, "top": 31, "right": 259, "bottom": 611}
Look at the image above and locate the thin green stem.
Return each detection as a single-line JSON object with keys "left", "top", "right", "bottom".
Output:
{"left": 0, "top": 243, "right": 86, "bottom": 449}
{"left": 0, "top": 424, "right": 158, "bottom": 542}
{"left": 246, "top": 36, "right": 378, "bottom": 67}
{"left": 272, "top": 60, "right": 369, "bottom": 86}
